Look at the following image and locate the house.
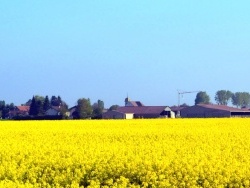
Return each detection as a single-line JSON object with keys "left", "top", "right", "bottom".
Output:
{"left": 180, "top": 104, "right": 250, "bottom": 118}
{"left": 69, "top": 106, "right": 78, "bottom": 119}
{"left": 45, "top": 106, "right": 61, "bottom": 116}
{"left": 9, "top": 106, "right": 30, "bottom": 118}
{"left": 102, "top": 106, "right": 175, "bottom": 119}
{"left": 103, "top": 97, "right": 175, "bottom": 119}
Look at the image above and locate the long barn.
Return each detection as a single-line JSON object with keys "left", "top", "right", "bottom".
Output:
{"left": 102, "top": 106, "right": 175, "bottom": 119}
{"left": 180, "top": 104, "right": 250, "bottom": 118}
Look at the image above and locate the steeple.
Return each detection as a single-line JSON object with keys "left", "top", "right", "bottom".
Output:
{"left": 125, "top": 94, "right": 130, "bottom": 106}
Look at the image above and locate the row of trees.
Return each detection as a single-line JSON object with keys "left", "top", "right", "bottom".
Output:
{"left": 0, "top": 101, "right": 14, "bottom": 119}
{"left": 0, "top": 95, "right": 106, "bottom": 119}
{"left": 74, "top": 98, "right": 104, "bottom": 119}
{"left": 195, "top": 90, "right": 250, "bottom": 108}
{"left": 1, "top": 90, "right": 250, "bottom": 119}
{"left": 28, "top": 96, "right": 68, "bottom": 118}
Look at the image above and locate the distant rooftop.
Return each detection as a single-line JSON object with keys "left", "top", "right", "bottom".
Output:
{"left": 124, "top": 97, "right": 144, "bottom": 107}
{"left": 197, "top": 104, "right": 250, "bottom": 112}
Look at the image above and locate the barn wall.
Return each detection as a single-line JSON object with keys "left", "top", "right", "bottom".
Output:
{"left": 134, "top": 113, "right": 160, "bottom": 119}
{"left": 231, "top": 112, "right": 250, "bottom": 117}
{"left": 181, "top": 106, "right": 230, "bottom": 118}
{"left": 102, "top": 111, "right": 125, "bottom": 119}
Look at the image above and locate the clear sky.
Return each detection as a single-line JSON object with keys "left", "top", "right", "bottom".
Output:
{"left": 1, "top": 1, "right": 250, "bottom": 108}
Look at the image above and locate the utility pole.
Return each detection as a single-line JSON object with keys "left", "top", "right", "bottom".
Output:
{"left": 178, "top": 90, "right": 200, "bottom": 107}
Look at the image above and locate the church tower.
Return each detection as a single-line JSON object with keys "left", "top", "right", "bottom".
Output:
{"left": 124, "top": 94, "right": 130, "bottom": 106}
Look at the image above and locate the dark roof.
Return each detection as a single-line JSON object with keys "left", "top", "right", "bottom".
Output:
{"left": 197, "top": 104, "right": 250, "bottom": 112}
{"left": 51, "top": 106, "right": 61, "bottom": 111}
{"left": 127, "top": 101, "right": 144, "bottom": 107}
{"left": 117, "top": 106, "right": 169, "bottom": 114}
{"left": 170, "top": 106, "right": 187, "bottom": 112}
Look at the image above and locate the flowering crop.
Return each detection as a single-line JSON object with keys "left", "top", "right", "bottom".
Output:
{"left": 0, "top": 119, "right": 250, "bottom": 187}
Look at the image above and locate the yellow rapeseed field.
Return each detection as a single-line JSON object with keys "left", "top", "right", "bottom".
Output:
{"left": 0, "top": 119, "right": 250, "bottom": 187}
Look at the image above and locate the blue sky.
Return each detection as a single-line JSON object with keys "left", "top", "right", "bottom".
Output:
{"left": 1, "top": 1, "right": 250, "bottom": 108}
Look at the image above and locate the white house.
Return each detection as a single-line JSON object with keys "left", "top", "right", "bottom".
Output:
{"left": 45, "top": 106, "right": 61, "bottom": 116}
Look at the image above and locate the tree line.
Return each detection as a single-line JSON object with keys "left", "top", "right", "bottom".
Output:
{"left": 0, "top": 95, "right": 106, "bottom": 120}
{"left": 194, "top": 90, "right": 250, "bottom": 108}
{"left": 1, "top": 90, "right": 250, "bottom": 119}
{"left": 0, "top": 101, "right": 14, "bottom": 119}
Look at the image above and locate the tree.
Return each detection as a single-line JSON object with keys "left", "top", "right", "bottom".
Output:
{"left": 2, "top": 106, "right": 9, "bottom": 119}
{"left": 109, "top": 105, "right": 119, "bottom": 111}
{"left": 232, "top": 92, "right": 250, "bottom": 108}
{"left": 29, "top": 96, "right": 44, "bottom": 116}
{"left": 43, "top": 95, "right": 51, "bottom": 112}
{"left": 24, "top": 99, "right": 32, "bottom": 106}
{"left": 29, "top": 96, "right": 38, "bottom": 116}
{"left": 92, "top": 100, "right": 104, "bottom": 119}
{"left": 195, "top": 91, "right": 210, "bottom": 105}
{"left": 0, "top": 101, "right": 5, "bottom": 111}
{"left": 59, "top": 104, "right": 69, "bottom": 119}
{"left": 2, "top": 103, "right": 14, "bottom": 119}
{"left": 180, "top": 103, "right": 189, "bottom": 107}
{"left": 51, "top": 96, "right": 62, "bottom": 106}
{"left": 215, "top": 90, "right": 232, "bottom": 105}
{"left": 76, "top": 98, "right": 92, "bottom": 119}
{"left": 9, "top": 103, "right": 15, "bottom": 111}
{"left": 242, "top": 92, "right": 250, "bottom": 107}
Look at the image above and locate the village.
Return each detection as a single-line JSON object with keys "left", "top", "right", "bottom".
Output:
{"left": 5, "top": 95, "right": 250, "bottom": 120}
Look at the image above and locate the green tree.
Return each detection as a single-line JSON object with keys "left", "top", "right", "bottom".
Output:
{"left": 59, "top": 105, "right": 69, "bottom": 119}
{"left": 92, "top": 100, "right": 104, "bottom": 119}
{"left": 232, "top": 92, "right": 250, "bottom": 108}
{"left": 2, "top": 106, "right": 9, "bottom": 119}
{"left": 29, "top": 96, "right": 38, "bottom": 116}
{"left": 2, "top": 103, "right": 14, "bottom": 119}
{"left": 51, "top": 96, "right": 62, "bottom": 106}
{"left": 9, "top": 103, "right": 15, "bottom": 111}
{"left": 0, "top": 100, "right": 5, "bottom": 118}
{"left": 43, "top": 95, "right": 51, "bottom": 112}
{"left": 180, "top": 103, "right": 189, "bottom": 107}
{"left": 109, "top": 105, "right": 119, "bottom": 111}
{"left": 24, "top": 99, "right": 32, "bottom": 106}
{"left": 242, "top": 92, "right": 250, "bottom": 107}
{"left": 0, "top": 101, "right": 5, "bottom": 111}
{"left": 195, "top": 91, "right": 210, "bottom": 105}
{"left": 215, "top": 90, "right": 232, "bottom": 105}
{"left": 29, "top": 96, "right": 44, "bottom": 116}
{"left": 76, "top": 98, "right": 92, "bottom": 119}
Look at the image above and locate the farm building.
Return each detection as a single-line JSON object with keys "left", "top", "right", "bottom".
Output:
{"left": 170, "top": 106, "right": 188, "bottom": 117}
{"left": 102, "top": 106, "right": 175, "bottom": 119}
{"left": 102, "top": 110, "right": 134, "bottom": 119}
{"left": 180, "top": 104, "right": 250, "bottom": 118}
{"left": 124, "top": 97, "right": 144, "bottom": 107}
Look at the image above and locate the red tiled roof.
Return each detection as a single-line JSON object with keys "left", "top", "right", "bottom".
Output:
{"left": 197, "top": 104, "right": 250, "bottom": 112}
{"left": 117, "top": 106, "right": 169, "bottom": 114}
{"left": 16, "top": 106, "right": 30, "bottom": 112}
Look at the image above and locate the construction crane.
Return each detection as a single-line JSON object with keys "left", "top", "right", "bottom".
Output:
{"left": 178, "top": 90, "right": 200, "bottom": 107}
